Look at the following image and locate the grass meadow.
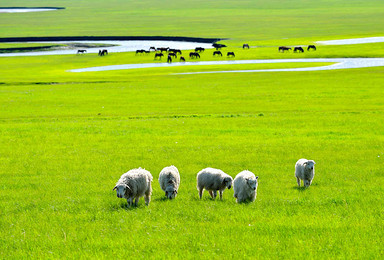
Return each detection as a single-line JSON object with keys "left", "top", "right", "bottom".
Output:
{"left": 1, "top": 0, "right": 384, "bottom": 258}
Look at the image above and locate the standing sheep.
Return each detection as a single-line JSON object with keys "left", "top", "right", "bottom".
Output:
{"left": 196, "top": 167, "right": 233, "bottom": 200}
{"left": 158, "top": 165, "right": 180, "bottom": 199}
{"left": 295, "top": 159, "right": 316, "bottom": 187}
{"left": 233, "top": 170, "right": 258, "bottom": 203}
{"left": 113, "top": 168, "right": 153, "bottom": 207}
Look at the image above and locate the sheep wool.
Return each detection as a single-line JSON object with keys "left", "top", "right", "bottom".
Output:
{"left": 295, "top": 159, "right": 316, "bottom": 187}
{"left": 113, "top": 168, "right": 153, "bottom": 207}
{"left": 233, "top": 170, "right": 258, "bottom": 203}
{"left": 196, "top": 167, "right": 233, "bottom": 200}
{"left": 158, "top": 165, "right": 180, "bottom": 199}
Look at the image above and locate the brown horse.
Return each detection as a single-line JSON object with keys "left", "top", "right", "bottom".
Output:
{"left": 307, "top": 45, "right": 316, "bottom": 51}
{"left": 243, "top": 44, "right": 250, "bottom": 49}
{"left": 213, "top": 43, "right": 227, "bottom": 49}
{"left": 195, "top": 47, "right": 205, "bottom": 52}
{"left": 98, "top": 49, "right": 108, "bottom": 56}
{"left": 167, "top": 55, "right": 172, "bottom": 63}
{"left": 213, "top": 51, "right": 222, "bottom": 56}
{"left": 180, "top": 56, "right": 186, "bottom": 62}
{"left": 189, "top": 52, "right": 200, "bottom": 59}
{"left": 77, "top": 49, "right": 87, "bottom": 54}
{"left": 168, "top": 52, "right": 177, "bottom": 59}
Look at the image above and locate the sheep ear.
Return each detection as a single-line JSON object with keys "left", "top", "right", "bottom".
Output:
{"left": 175, "top": 190, "right": 178, "bottom": 194}
{"left": 113, "top": 186, "right": 117, "bottom": 191}
{"left": 256, "top": 176, "right": 259, "bottom": 179}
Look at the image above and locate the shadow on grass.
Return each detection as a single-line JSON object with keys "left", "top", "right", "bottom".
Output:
{"left": 109, "top": 201, "right": 143, "bottom": 211}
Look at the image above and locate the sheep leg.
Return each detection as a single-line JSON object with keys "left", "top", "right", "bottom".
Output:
{"left": 296, "top": 177, "right": 301, "bottom": 187}
{"left": 219, "top": 190, "right": 223, "bottom": 200}
{"left": 134, "top": 197, "right": 139, "bottom": 207}
{"left": 209, "top": 190, "right": 214, "bottom": 198}
{"left": 144, "top": 195, "right": 150, "bottom": 206}
{"left": 199, "top": 189, "right": 203, "bottom": 199}
{"left": 213, "top": 190, "right": 217, "bottom": 200}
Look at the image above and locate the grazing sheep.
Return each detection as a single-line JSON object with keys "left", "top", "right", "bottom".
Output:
{"left": 295, "top": 159, "right": 316, "bottom": 187}
{"left": 196, "top": 167, "right": 233, "bottom": 200}
{"left": 233, "top": 170, "right": 258, "bottom": 203}
{"left": 158, "top": 165, "right": 180, "bottom": 199}
{"left": 113, "top": 168, "right": 153, "bottom": 207}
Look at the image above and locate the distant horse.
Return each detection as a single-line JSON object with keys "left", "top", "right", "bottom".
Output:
{"left": 293, "top": 47, "right": 304, "bottom": 53}
{"left": 307, "top": 45, "right": 316, "bottom": 51}
{"left": 243, "top": 44, "right": 250, "bottom": 49}
{"left": 213, "top": 51, "right": 222, "bottom": 56}
{"left": 144, "top": 50, "right": 150, "bottom": 54}
{"left": 167, "top": 55, "right": 172, "bottom": 63}
{"left": 77, "top": 49, "right": 87, "bottom": 54}
{"left": 180, "top": 56, "right": 186, "bottom": 62}
{"left": 154, "top": 53, "right": 164, "bottom": 59}
{"left": 169, "top": 49, "right": 182, "bottom": 54}
{"left": 213, "top": 43, "right": 227, "bottom": 49}
{"left": 227, "top": 52, "right": 235, "bottom": 57}
{"left": 157, "top": 47, "right": 169, "bottom": 53}
{"left": 136, "top": 49, "right": 145, "bottom": 55}
{"left": 189, "top": 52, "right": 200, "bottom": 59}
{"left": 98, "top": 49, "right": 108, "bottom": 56}
{"left": 278, "top": 46, "right": 291, "bottom": 52}
{"left": 149, "top": 46, "right": 156, "bottom": 51}
{"left": 168, "top": 52, "right": 177, "bottom": 59}
{"left": 195, "top": 47, "right": 205, "bottom": 52}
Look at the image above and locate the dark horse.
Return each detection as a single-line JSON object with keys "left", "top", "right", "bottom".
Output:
{"left": 195, "top": 47, "right": 205, "bottom": 52}
{"left": 180, "top": 56, "right": 186, "bottom": 62}
{"left": 167, "top": 55, "right": 172, "bottom": 63}
{"left": 168, "top": 52, "right": 177, "bottom": 59}
{"left": 189, "top": 52, "right": 200, "bottom": 59}
{"left": 149, "top": 46, "right": 156, "bottom": 51}
{"left": 278, "top": 46, "right": 291, "bottom": 52}
{"left": 293, "top": 47, "right": 304, "bottom": 53}
{"left": 157, "top": 47, "right": 169, "bottom": 53}
{"left": 307, "top": 45, "right": 316, "bottom": 51}
{"left": 98, "top": 49, "right": 108, "bottom": 56}
{"left": 169, "top": 49, "right": 182, "bottom": 54}
{"left": 136, "top": 49, "right": 145, "bottom": 55}
{"left": 213, "top": 43, "right": 227, "bottom": 49}
{"left": 243, "top": 44, "right": 250, "bottom": 49}
{"left": 77, "top": 49, "right": 87, "bottom": 54}
{"left": 154, "top": 53, "right": 164, "bottom": 59}
{"left": 227, "top": 52, "right": 235, "bottom": 57}
{"left": 213, "top": 51, "right": 222, "bottom": 56}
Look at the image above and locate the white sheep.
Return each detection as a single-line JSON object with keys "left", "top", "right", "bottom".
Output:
{"left": 295, "top": 159, "right": 316, "bottom": 187}
{"left": 233, "top": 170, "right": 258, "bottom": 203}
{"left": 196, "top": 167, "right": 233, "bottom": 200}
{"left": 113, "top": 168, "right": 153, "bottom": 207}
{"left": 158, "top": 165, "right": 180, "bottom": 199}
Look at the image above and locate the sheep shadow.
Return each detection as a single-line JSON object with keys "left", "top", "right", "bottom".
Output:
{"left": 109, "top": 201, "right": 143, "bottom": 211}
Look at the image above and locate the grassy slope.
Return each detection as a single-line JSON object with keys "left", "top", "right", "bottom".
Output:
{"left": 1, "top": 0, "right": 384, "bottom": 259}
{"left": 0, "top": 0, "right": 383, "bottom": 42}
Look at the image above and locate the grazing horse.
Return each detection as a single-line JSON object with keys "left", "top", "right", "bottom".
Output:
{"left": 307, "top": 45, "right": 316, "bottom": 51}
{"left": 227, "top": 52, "right": 235, "bottom": 57}
{"left": 98, "top": 49, "right": 108, "bottom": 56}
{"left": 168, "top": 52, "right": 177, "bottom": 58}
{"left": 243, "top": 44, "right": 250, "bottom": 49}
{"left": 195, "top": 47, "right": 205, "bottom": 52}
{"left": 213, "top": 43, "right": 227, "bottom": 49}
{"left": 293, "top": 47, "right": 304, "bottom": 53}
{"left": 169, "top": 49, "right": 182, "bottom": 55}
{"left": 213, "top": 51, "right": 223, "bottom": 56}
{"left": 278, "top": 46, "right": 291, "bottom": 52}
{"left": 154, "top": 53, "right": 164, "bottom": 59}
{"left": 157, "top": 47, "right": 169, "bottom": 53}
{"left": 149, "top": 46, "right": 156, "bottom": 51}
{"left": 180, "top": 56, "right": 186, "bottom": 62}
{"left": 167, "top": 55, "right": 172, "bottom": 63}
{"left": 77, "top": 49, "right": 87, "bottom": 54}
{"left": 189, "top": 52, "right": 200, "bottom": 59}
{"left": 136, "top": 49, "right": 145, "bottom": 55}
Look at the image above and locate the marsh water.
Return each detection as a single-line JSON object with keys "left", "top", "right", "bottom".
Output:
{"left": 0, "top": 40, "right": 214, "bottom": 57}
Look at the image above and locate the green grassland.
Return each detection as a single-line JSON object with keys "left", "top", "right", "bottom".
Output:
{"left": 1, "top": 0, "right": 384, "bottom": 259}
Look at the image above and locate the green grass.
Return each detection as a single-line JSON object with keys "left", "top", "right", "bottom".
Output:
{"left": 1, "top": 0, "right": 384, "bottom": 258}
